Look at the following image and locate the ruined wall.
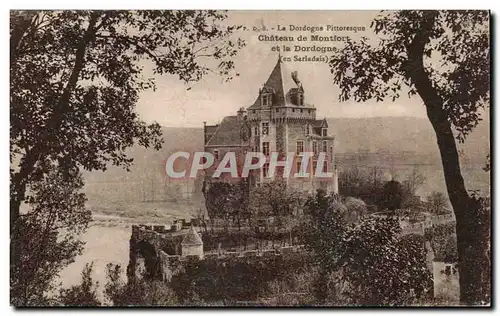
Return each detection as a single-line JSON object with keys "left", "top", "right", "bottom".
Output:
{"left": 181, "top": 243, "right": 204, "bottom": 258}
{"left": 158, "top": 246, "right": 312, "bottom": 303}
{"left": 127, "top": 221, "right": 196, "bottom": 281}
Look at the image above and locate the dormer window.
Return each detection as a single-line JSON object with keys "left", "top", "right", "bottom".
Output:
{"left": 262, "top": 94, "right": 272, "bottom": 106}
{"left": 322, "top": 128, "right": 327, "bottom": 137}
{"left": 298, "top": 93, "right": 304, "bottom": 106}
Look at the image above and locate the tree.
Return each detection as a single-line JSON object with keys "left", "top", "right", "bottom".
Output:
{"left": 249, "top": 179, "right": 304, "bottom": 228}
{"left": 104, "top": 263, "right": 177, "bottom": 306}
{"left": 302, "top": 190, "right": 431, "bottom": 305}
{"left": 378, "top": 180, "right": 404, "bottom": 211}
{"left": 204, "top": 181, "right": 238, "bottom": 222}
{"left": 426, "top": 191, "right": 450, "bottom": 215}
{"left": 10, "top": 167, "right": 91, "bottom": 306}
{"left": 338, "top": 166, "right": 384, "bottom": 206}
{"left": 339, "top": 219, "right": 432, "bottom": 305}
{"left": 330, "top": 10, "right": 490, "bottom": 304}
{"left": 10, "top": 10, "right": 244, "bottom": 305}
{"left": 302, "top": 190, "right": 347, "bottom": 304}
{"left": 58, "top": 263, "right": 101, "bottom": 306}
{"left": 403, "top": 166, "right": 426, "bottom": 197}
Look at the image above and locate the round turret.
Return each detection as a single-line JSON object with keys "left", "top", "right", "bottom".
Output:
{"left": 181, "top": 226, "right": 204, "bottom": 259}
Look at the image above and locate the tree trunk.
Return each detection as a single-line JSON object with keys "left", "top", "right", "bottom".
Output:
{"left": 406, "top": 11, "right": 490, "bottom": 305}
{"left": 10, "top": 12, "right": 101, "bottom": 305}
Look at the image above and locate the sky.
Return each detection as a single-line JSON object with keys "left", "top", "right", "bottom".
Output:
{"left": 135, "top": 11, "right": 428, "bottom": 128}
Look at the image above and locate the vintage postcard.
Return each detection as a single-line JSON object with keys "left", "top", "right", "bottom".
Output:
{"left": 10, "top": 10, "right": 491, "bottom": 307}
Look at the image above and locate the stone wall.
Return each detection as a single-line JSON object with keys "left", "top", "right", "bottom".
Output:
{"left": 159, "top": 245, "right": 309, "bottom": 283}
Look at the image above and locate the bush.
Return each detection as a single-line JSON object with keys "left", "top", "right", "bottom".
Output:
{"left": 58, "top": 263, "right": 101, "bottom": 306}
{"left": 104, "top": 263, "right": 177, "bottom": 306}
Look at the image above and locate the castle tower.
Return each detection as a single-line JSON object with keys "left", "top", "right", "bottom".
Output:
{"left": 181, "top": 226, "right": 204, "bottom": 259}
{"left": 203, "top": 55, "right": 339, "bottom": 194}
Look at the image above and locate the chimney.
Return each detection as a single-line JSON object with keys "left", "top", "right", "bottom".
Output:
{"left": 291, "top": 71, "right": 301, "bottom": 86}
{"left": 237, "top": 107, "right": 247, "bottom": 121}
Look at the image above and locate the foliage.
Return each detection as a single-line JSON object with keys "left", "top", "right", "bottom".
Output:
{"left": 58, "top": 262, "right": 101, "bottom": 306}
{"left": 426, "top": 191, "right": 450, "bottom": 215}
{"left": 302, "top": 190, "right": 431, "bottom": 305}
{"left": 330, "top": 10, "right": 489, "bottom": 140}
{"left": 342, "top": 196, "right": 368, "bottom": 221}
{"left": 329, "top": 10, "right": 490, "bottom": 304}
{"left": 260, "top": 269, "right": 317, "bottom": 306}
{"left": 11, "top": 10, "right": 244, "bottom": 208}
{"left": 402, "top": 166, "right": 426, "bottom": 196}
{"left": 104, "top": 263, "right": 177, "bottom": 306}
{"left": 249, "top": 179, "right": 306, "bottom": 226}
{"left": 338, "top": 219, "right": 432, "bottom": 305}
{"left": 203, "top": 179, "right": 250, "bottom": 228}
{"left": 169, "top": 253, "right": 312, "bottom": 304}
{"left": 339, "top": 166, "right": 426, "bottom": 212}
{"left": 10, "top": 10, "right": 243, "bottom": 305}
{"left": 303, "top": 190, "right": 347, "bottom": 273}
{"left": 201, "top": 228, "right": 299, "bottom": 252}
{"left": 378, "top": 180, "right": 404, "bottom": 211}
{"left": 338, "top": 166, "right": 383, "bottom": 205}
{"left": 10, "top": 167, "right": 91, "bottom": 306}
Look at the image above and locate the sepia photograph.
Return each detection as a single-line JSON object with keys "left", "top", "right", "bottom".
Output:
{"left": 9, "top": 8, "right": 491, "bottom": 307}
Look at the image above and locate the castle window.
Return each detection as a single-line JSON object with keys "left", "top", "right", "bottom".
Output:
{"left": 276, "top": 108, "right": 279, "bottom": 113}
{"left": 313, "top": 161, "right": 318, "bottom": 174}
{"left": 263, "top": 163, "right": 270, "bottom": 178}
{"left": 300, "top": 109, "right": 303, "bottom": 113}
{"left": 322, "top": 141, "right": 328, "bottom": 153}
{"left": 292, "top": 108, "right": 296, "bottom": 112}
{"left": 296, "top": 160, "right": 303, "bottom": 174}
{"left": 214, "top": 149, "right": 219, "bottom": 160}
{"left": 296, "top": 140, "right": 304, "bottom": 155}
{"left": 330, "top": 146, "right": 334, "bottom": 160}
{"left": 252, "top": 110, "right": 256, "bottom": 114}
{"left": 305, "top": 124, "right": 310, "bottom": 136}
{"left": 262, "top": 122, "right": 269, "bottom": 135}
{"left": 298, "top": 93, "right": 304, "bottom": 106}
{"left": 308, "top": 109, "right": 311, "bottom": 114}
{"left": 313, "top": 141, "right": 318, "bottom": 156}
{"left": 322, "top": 128, "right": 327, "bottom": 137}
{"left": 262, "top": 94, "right": 272, "bottom": 106}
{"left": 323, "top": 161, "right": 328, "bottom": 173}
{"left": 254, "top": 126, "right": 259, "bottom": 136}
{"left": 262, "top": 142, "right": 270, "bottom": 156}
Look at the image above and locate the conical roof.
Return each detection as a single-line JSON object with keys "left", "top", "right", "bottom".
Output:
{"left": 248, "top": 56, "right": 302, "bottom": 109}
{"left": 181, "top": 226, "right": 203, "bottom": 245}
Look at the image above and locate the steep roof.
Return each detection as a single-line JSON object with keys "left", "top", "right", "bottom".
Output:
{"left": 312, "top": 118, "right": 328, "bottom": 128}
{"left": 248, "top": 57, "right": 302, "bottom": 109}
{"left": 205, "top": 116, "right": 250, "bottom": 147}
{"left": 205, "top": 125, "right": 218, "bottom": 135}
{"left": 181, "top": 226, "right": 203, "bottom": 245}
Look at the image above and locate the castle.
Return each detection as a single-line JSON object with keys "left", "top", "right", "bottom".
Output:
{"left": 127, "top": 219, "right": 459, "bottom": 302}
{"left": 203, "top": 57, "right": 338, "bottom": 194}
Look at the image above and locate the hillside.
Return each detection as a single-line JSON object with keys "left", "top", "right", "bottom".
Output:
{"left": 83, "top": 116, "right": 490, "bottom": 212}
{"left": 327, "top": 116, "right": 490, "bottom": 165}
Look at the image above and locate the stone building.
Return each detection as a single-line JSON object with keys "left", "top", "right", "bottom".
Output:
{"left": 203, "top": 57, "right": 338, "bottom": 194}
